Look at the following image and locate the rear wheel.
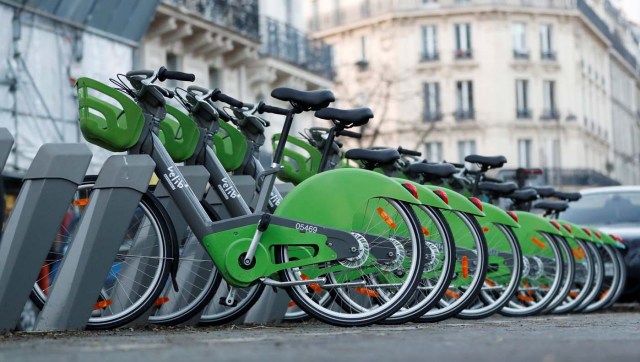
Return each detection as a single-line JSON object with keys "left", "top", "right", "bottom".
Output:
{"left": 550, "top": 238, "right": 593, "bottom": 314}
{"left": 415, "top": 211, "right": 487, "bottom": 323}
{"left": 276, "top": 198, "right": 425, "bottom": 326}
{"left": 31, "top": 178, "right": 176, "bottom": 329}
{"left": 458, "top": 223, "right": 522, "bottom": 319}
{"left": 582, "top": 244, "right": 621, "bottom": 312}
{"left": 500, "top": 232, "right": 564, "bottom": 317}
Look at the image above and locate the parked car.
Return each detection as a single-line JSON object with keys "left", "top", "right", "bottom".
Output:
{"left": 560, "top": 186, "right": 640, "bottom": 302}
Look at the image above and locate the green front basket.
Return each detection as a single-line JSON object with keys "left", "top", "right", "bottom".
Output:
{"left": 77, "top": 77, "right": 145, "bottom": 152}
{"left": 159, "top": 105, "right": 200, "bottom": 162}
{"left": 271, "top": 134, "right": 323, "bottom": 185}
{"left": 213, "top": 120, "right": 249, "bottom": 172}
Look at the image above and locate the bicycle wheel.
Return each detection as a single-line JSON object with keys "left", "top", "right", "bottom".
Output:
{"left": 415, "top": 211, "right": 487, "bottom": 323}
{"left": 500, "top": 231, "right": 564, "bottom": 317}
{"left": 198, "top": 282, "right": 265, "bottom": 326}
{"left": 458, "top": 223, "right": 522, "bottom": 319}
{"left": 546, "top": 236, "right": 576, "bottom": 312}
{"left": 276, "top": 197, "right": 425, "bottom": 326}
{"left": 381, "top": 205, "right": 454, "bottom": 324}
{"left": 549, "top": 238, "right": 593, "bottom": 314}
{"left": 31, "top": 177, "right": 176, "bottom": 329}
{"left": 149, "top": 201, "right": 223, "bottom": 325}
{"left": 573, "top": 242, "right": 604, "bottom": 312}
{"left": 602, "top": 247, "right": 627, "bottom": 310}
{"left": 583, "top": 244, "right": 620, "bottom": 312}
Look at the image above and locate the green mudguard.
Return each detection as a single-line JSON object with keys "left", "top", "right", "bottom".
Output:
{"left": 479, "top": 202, "right": 519, "bottom": 228}
{"left": 423, "top": 185, "right": 485, "bottom": 217}
{"left": 393, "top": 179, "right": 450, "bottom": 210}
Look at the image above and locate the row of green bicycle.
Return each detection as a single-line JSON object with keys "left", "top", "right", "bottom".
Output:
{"left": 32, "top": 66, "right": 626, "bottom": 329}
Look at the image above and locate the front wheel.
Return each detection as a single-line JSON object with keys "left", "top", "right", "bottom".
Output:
{"left": 276, "top": 198, "right": 425, "bottom": 326}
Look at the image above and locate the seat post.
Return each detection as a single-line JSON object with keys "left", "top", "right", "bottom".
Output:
{"left": 271, "top": 109, "right": 297, "bottom": 165}
{"left": 317, "top": 126, "right": 339, "bottom": 173}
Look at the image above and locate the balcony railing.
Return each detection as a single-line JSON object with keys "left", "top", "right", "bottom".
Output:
{"left": 421, "top": 52, "right": 439, "bottom": 62}
{"left": 455, "top": 109, "right": 475, "bottom": 121}
{"left": 423, "top": 112, "right": 443, "bottom": 122}
{"left": 454, "top": 49, "right": 473, "bottom": 60}
{"left": 516, "top": 109, "right": 532, "bottom": 119}
{"left": 162, "top": 0, "right": 260, "bottom": 41}
{"left": 541, "top": 51, "right": 557, "bottom": 61}
{"left": 260, "top": 16, "right": 334, "bottom": 80}
{"left": 311, "top": 0, "right": 577, "bottom": 31}
{"left": 513, "top": 50, "right": 530, "bottom": 60}
{"left": 540, "top": 109, "right": 560, "bottom": 120}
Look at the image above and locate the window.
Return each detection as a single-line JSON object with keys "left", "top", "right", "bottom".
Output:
{"left": 311, "top": 0, "right": 319, "bottom": 30}
{"left": 454, "top": 23, "right": 472, "bottom": 59}
{"left": 208, "top": 67, "right": 221, "bottom": 89}
{"left": 512, "top": 22, "right": 528, "bottom": 59}
{"left": 166, "top": 52, "right": 180, "bottom": 88}
{"left": 458, "top": 140, "right": 476, "bottom": 163}
{"left": 361, "top": 0, "right": 370, "bottom": 16}
{"left": 516, "top": 79, "right": 530, "bottom": 119}
{"left": 540, "top": 24, "right": 555, "bottom": 60}
{"left": 334, "top": 0, "right": 341, "bottom": 24}
{"left": 356, "top": 36, "right": 368, "bottom": 69}
{"left": 455, "top": 81, "right": 474, "bottom": 120}
{"left": 542, "top": 80, "right": 558, "bottom": 120}
{"left": 421, "top": 25, "right": 438, "bottom": 61}
{"left": 423, "top": 82, "right": 441, "bottom": 122}
{"left": 425, "top": 142, "right": 443, "bottom": 162}
{"left": 518, "top": 139, "right": 532, "bottom": 168}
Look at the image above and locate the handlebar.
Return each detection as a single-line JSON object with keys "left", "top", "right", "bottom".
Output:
{"left": 157, "top": 66, "right": 195, "bottom": 82}
{"left": 336, "top": 129, "right": 362, "bottom": 139}
{"left": 258, "top": 103, "right": 289, "bottom": 116}
{"left": 398, "top": 146, "right": 421, "bottom": 157}
{"left": 210, "top": 89, "right": 247, "bottom": 108}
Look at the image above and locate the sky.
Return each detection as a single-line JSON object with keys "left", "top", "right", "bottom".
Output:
{"left": 615, "top": 0, "right": 640, "bottom": 25}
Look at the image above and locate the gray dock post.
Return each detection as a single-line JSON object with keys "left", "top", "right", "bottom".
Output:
{"left": 34, "top": 155, "right": 155, "bottom": 331}
{"left": 0, "top": 144, "right": 92, "bottom": 333}
{"left": 0, "top": 128, "right": 14, "bottom": 171}
{"left": 119, "top": 166, "right": 210, "bottom": 326}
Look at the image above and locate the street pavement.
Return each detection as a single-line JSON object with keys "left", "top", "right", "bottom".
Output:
{"left": 1, "top": 307, "right": 639, "bottom": 362}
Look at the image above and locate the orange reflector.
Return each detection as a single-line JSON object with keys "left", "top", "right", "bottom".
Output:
{"left": 568, "top": 291, "right": 579, "bottom": 298}
{"left": 445, "top": 289, "right": 461, "bottom": 299}
{"left": 355, "top": 287, "right": 380, "bottom": 298}
{"left": 154, "top": 296, "right": 170, "bottom": 307}
{"left": 301, "top": 274, "right": 323, "bottom": 294}
{"left": 517, "top": 295, "right": 534, "bottom": 303}
{"left": 93, "top": 299, "right": 113, "bottom": 310}
{"left": 599, "top": 289, "right": 610, "bottom": 300}
{"left": 482, "top": 227, "right": 490, "bottom": 233}
{"left": 572, "top": 248, "right": 584, "bottom": 260}
{"left": 577, "top": 247, "right": 586, "bottom": 259}
{"left": 288, "top": 300, "right": 296, "bottom": 308}
{"left": 461, "top": 256, "right": 469, "bottom": 279}
{"left": 73, "top": 198, "right": 90, "bottom": 207}
{"left": 376, "top": 207, "right": 397, "bottom": 229}
{"left": 523, "top": 280, "right": 534, "bottom": 296}
{"left": 421, "top": 225, "right": 430, "bottom": 236}
{"left": 485, "top": 278, "right": 495, "bottom": 287}
{"left": 531, "top": 237, "right": 546, "bottom": 249}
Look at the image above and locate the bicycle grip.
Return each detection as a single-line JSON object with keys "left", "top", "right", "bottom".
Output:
{"left": 258, "top": 102, "right": 289, "bottom": 116}
{"left": 398, "top": 146, "right": 421, "bottom": 157}
{"left": 211, "top": 89, "right": 245, "bottom": 108}
{"left": 157, "top": 66, "right": 195, "bottom": 82}
{"left": 337, "top": 130, "right": 362, "bottom": 139}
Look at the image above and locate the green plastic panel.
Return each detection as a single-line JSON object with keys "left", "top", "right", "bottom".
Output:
{"left": 76, "top": 77, "right": 144, "bottom": 152}
{"left": 423, "top": 185, "right": 485, "bottom": 217}
{"left": 272, "top": 134, "right": 323, "bottom": 185}
{"left": 158, "top": 104, "right": 200, "bottom": 162}
{"left": 213, "top": 120, "right": 248, "bottom": 172}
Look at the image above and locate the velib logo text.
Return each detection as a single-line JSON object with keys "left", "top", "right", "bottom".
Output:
{"left": 269, "top": 192, "right": 282, "bottom": 208}
{"left": 217, "top": 177, "right": 239, "bottom": 200}
{"left": 163, "top": 166, "right": 187, "bottom": 190}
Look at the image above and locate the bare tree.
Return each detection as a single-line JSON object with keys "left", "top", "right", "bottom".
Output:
{"left": 332, "top": 64, "right": 437, "bottom": 153}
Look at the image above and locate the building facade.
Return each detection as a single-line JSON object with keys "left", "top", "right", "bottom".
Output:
{"left": 309, "top": 0, "right": 640, "bottom": 187}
